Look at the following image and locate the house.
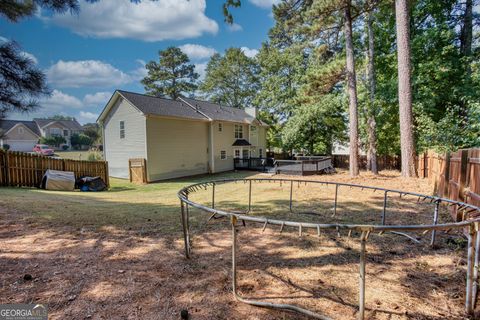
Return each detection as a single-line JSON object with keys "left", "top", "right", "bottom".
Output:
{"left": 97, "top": 90, "right": 268, "bottom": 181}
{"left": 0, "top": 118, "right": 84, "bottom": 151}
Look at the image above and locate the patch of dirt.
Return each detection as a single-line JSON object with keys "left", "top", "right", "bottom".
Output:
{"left": 0, "top": 171, "right": 475, "bottom": 319}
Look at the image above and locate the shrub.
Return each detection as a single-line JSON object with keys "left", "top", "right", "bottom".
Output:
{"left": 71, "top": 133, "right": 93, "bottom": 150}
{"left": 62, "top": 145, "right": 69, "bottom": 151}
{"left": 87, "top": 152, "right": 102, "bottom": 161}
{"left": 2, "top": 144, "right": 10, "bottom": 151}
{"left": 40, "top": 136, "right": 66, "bottom": 147}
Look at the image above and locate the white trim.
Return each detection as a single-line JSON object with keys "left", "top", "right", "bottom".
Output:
{"left": 3, "top": 123, "right": 40, "bottom": 138}
{"left": 210, "top": 122, "right": 215, "bottom": 172}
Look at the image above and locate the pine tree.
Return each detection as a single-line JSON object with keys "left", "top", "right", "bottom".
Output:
{"left": 142, "top": 47, "right": 199, "bottom": 99}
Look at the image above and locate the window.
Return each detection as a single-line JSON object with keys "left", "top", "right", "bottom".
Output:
{"left": 119, "top": 121, "right": 125, "bottom": 139}
{"left": 50, "top": 128, "right": 61, "bottom": 136}
{"left": 234, "top": 149, "right": 240, "bottom": 158}
{"left": 18, "top": 127, "right": 24, "bottom": 134}
{"left": 63, "top": 130, "right": 69, "bottom": 137}
{"left": 259, "top": 148, "right": 263, "bottom": 158}
{"left": 250, "top": 125, "right": 257, "bottom": 132}
{"left": 220, "top": 150, "right": 227, "bottom": 160}
{"left": 242, "top": 149, "right": 249, "bottom": 159}
{"left": 218, "top": 123, "right": 223, "bottom": 132}
{"left": 234, "top": 124, "right": 243, "bottom": 139}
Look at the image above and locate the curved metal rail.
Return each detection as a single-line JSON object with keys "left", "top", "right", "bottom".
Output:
{"left": 177, "top": 178, "right": 480, "bottom": 319}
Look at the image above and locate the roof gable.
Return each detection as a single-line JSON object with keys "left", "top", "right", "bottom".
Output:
{"left": 34, "top": 119, "right": 83, "bottom": 131}
{"left": 0, "top": 120, "right": 41, "bottom": 136}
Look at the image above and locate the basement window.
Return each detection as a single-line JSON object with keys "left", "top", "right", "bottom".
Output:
{"left": 220, "top": 150, "right": 227, "bottom": 160}
{"left": 119, "top": 121, "right": 125, "bottom": 139}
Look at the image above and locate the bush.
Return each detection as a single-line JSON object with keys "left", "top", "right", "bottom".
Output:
{"left": 2, "top": 144, "right": 10, "bottom": 151}
{"left": 40, "top": 136, "right": 66, "bottom": 147}
{"left": 62, "top": 145, "right": 69, "bottom": 151}
{"left": 71, "top": 133, "right": 93, "bottom": 150}
{"left": 87, "top": 152, "right": 102, "bottom": 161}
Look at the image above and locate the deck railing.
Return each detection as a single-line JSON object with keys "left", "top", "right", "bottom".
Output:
{"left": 275, "top": 157, "right": 333, "bottom": 175}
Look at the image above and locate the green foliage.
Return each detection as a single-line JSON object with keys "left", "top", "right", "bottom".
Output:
{"left": 199, "top": 48, "right": 259, "bottom": 109}
{"left": 71, "top": 133, "right": 93, "bottom": 149}
{"left": 40, "top": 136, "right": 66, "bottom": 147}
{"left": 82, "top": 123, "right": 101, "bottom": 144}
{"left": 282, "top": 94, "right": 347, "bottom": 154}
{"left": 87, "top": 152, "right": 102, "bottom": 161}
{"left": 142, "top": 46, "right": 199, "bottom": 99}
{"left": 2, "top": 143, "right": 10, "bottom": 151}
{"left": 37, "top": 115, "right": 76, "bottom": 121}
{"left": 62, "top": 145, "right": 69, "bottom": 151}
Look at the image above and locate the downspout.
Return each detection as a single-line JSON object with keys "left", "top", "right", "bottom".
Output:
{"left": 210, "top": 122, "right": 215, "bottom": 173}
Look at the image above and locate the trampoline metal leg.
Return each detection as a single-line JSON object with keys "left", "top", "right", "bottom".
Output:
{"left": 381, "top": 191, "right": 388, "bottom": 225}
{"left": 359, "top": 232, "right": 367, "bottom": 320}
{"left": 180, "top": 201, "right": 190, "bottom": 259}
{"left": 430, "top": 201, "right": 439, "bottom": 246}
{"left": 466, "top": 225, "right": 476, "bottom": 314}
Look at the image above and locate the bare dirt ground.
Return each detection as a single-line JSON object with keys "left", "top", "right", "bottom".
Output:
{"left": 0, "top": 170, "right": 476, "bottom": 320}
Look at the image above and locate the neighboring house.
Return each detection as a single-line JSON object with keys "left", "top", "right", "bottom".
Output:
{"left": 97, "top": 90, "right": 268, "bottom": 181}
{"left": 0, "top": 119, "right": 84, "bottom": 151}
{"left": 332, "top": 141, "right": 366, "bottom": 156}
{"left": 0, "top": 120, "right": 42, "bottom": 152}
{"left": 33, "top": 119, "right": 84, "bottom": 147}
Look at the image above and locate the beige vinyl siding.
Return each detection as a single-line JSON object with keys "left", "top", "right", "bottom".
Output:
{"left": 212, "top": 121, "right": 241, "bottom": 172}
{"left": 3, "top": 124, "right": 38, "bottom": 140}
{"left": 146, "top": 117, "right": 209, "bottom": 181}
{"left": 103, "top": 97, "right": 146, "bottom": 179}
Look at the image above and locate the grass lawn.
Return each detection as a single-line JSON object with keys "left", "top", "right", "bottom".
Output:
{"left": 0, "top": 170, "right": 471, "bottom": 319}
{"left": 54, "top": 150, "right": 103, "bottom": 161}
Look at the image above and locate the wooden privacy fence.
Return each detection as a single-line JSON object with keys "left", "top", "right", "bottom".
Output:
{"left": 418, "top": 148, "right": 480, "bottom": 220}
{"left": 0, "top": 150, "right": 109, "bottom": 188}
{"left": 333, "top": 155, "right": 401, "bottom": 171}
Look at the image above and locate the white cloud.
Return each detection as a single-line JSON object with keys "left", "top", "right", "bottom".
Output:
{"left": 129, "top": 59, "right": 148, "bottom": 81}
{"left": 83, "top": 92, "right": 111, "bottom": 107}
{"left": 45, "top": 0, "right": 218, "bottom": 42}
{"left": 46, "top": 60, "right": 132, "bottom": 88}
{"left": 195, "top": 62, "right": 208, "bottom": 79}
{"left": 78, "top": 111, "right": 99, "bottom": 123}
{"left": 227, "top": 23, "right": 243, "bottom": 32}
{"left": 41, "top": 89, "right": 83, "bottom": 110}
{"left": 21, "top": 51, "right": 38, "bottom": 64}
{"left": 249, "top": 0, "right": 281, "bottom": 8}
{"left": 179, "top": 44, "right": 217, "bottom": 60}
{"left": 241, "top": 47, "right": 259, "bottom": 58}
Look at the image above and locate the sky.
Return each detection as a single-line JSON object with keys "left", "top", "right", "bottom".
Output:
{"left": 0, "top": 0, "right": 280, "bottom": 124}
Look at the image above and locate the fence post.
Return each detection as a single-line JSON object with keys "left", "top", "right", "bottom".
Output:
{"left": 443, "top": 152, "right": 451, "bottom": 198}
{"left": 104, "top": 161, "right": 110, "bottom": 188}
{"left": 459, "top": 149, "right": 469, "bottom": 203}
{"left": 4, "top": 150, "right": 10, "bottom": 186}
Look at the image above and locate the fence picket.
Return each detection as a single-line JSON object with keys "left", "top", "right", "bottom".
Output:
{"left": 0, "top": 151, "right": 109, "bottom": 188}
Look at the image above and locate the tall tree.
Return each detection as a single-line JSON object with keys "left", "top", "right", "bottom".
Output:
{"left": 199, "top": 48, "right": 259, "bottom": 109}
{"left": 365, "top": 5, "right": 378, "bottom": 174}
{"left": 344, "top": 0, "right": 360, "bottom": 176}
{"left": 142, "top": 47, "right": 198, "bottom": 99}
{"left": 395, "top": 0, "right": 416, "bottom": 177}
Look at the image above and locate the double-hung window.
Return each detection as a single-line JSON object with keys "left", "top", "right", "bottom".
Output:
{"left": 220, "top": 150, "right": 227, "bottom": 160}
{"left": 234, "top": 124, "right": 243, "bottom": 139}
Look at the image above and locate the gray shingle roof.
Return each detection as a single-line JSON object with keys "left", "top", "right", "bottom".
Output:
{"left": 0, "top": 120, "right": 41, "bottom": 136}
{"left": 117, "top": 91, "right": 208, "bottom": 121}
{"left": 34, "top": 119, "right": 84, "bottom": 131}
{"left": 180, "top": 97, "right": 259, "bottom": 124}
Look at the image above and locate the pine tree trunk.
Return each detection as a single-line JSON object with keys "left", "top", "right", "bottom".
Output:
{"left": 366, "top": 8, "right": 378, "bottom": 174}
{"left": 344, "top": 0, "right": 359, "bottom": 177}
{"left": 395, "top": 0, "right": 416, "bottom": 177}
{"left": 460, "top": 0, "right": 473, "bottom": 57}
